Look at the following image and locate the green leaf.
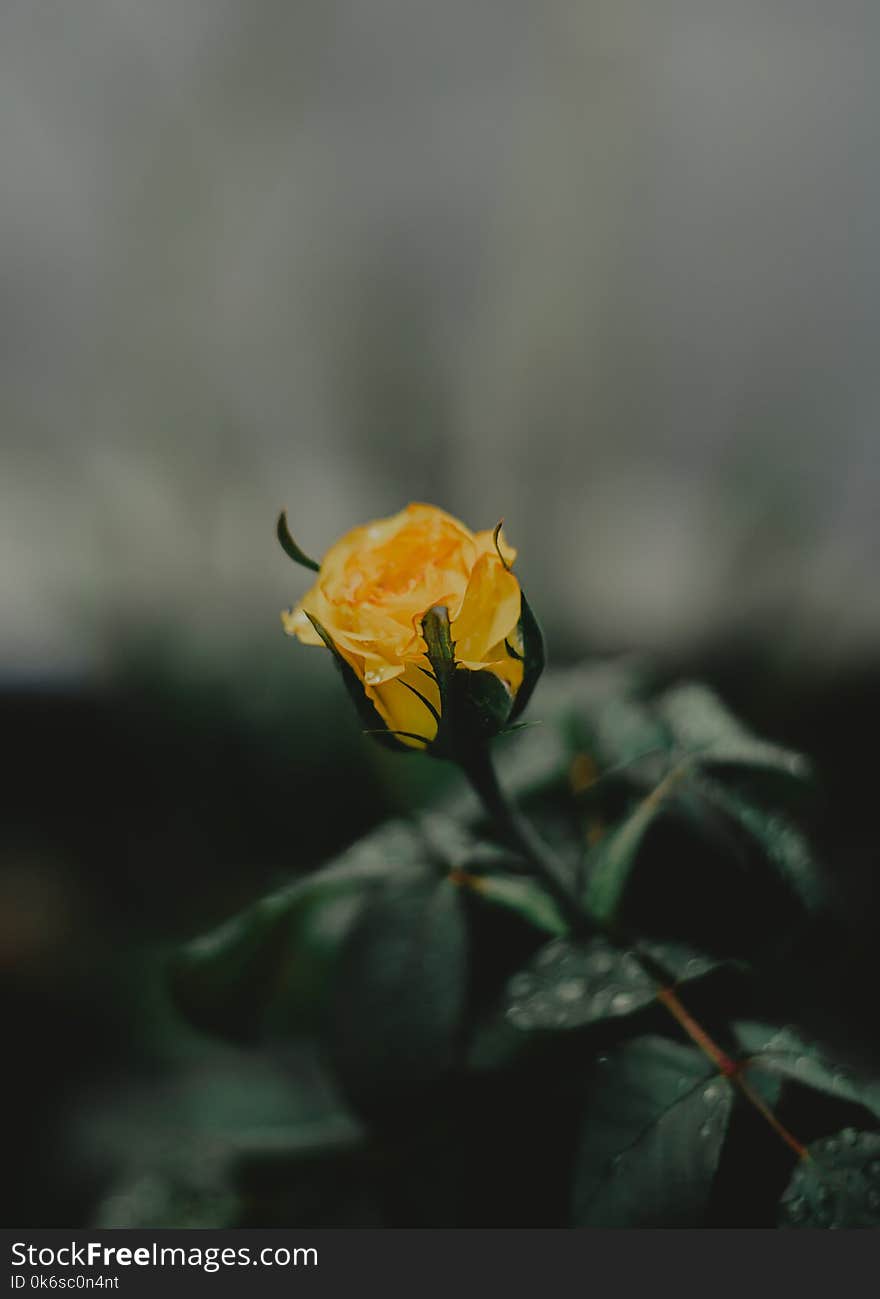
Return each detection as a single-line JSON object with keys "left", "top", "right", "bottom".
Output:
{"left": 735, "top": 1022, "right": 880, "bottom": 1118}
{"left": 779, "top": 1131, "right": 880, "bottom": 1228}
{"left": 689, "top": 778, "right": 826, "bottom": 913}
{"left": 583, "top": 764, "right": 691, "bottom": 924}
{"left": 171, "top": 821, "right": 425, "bottom": 1041}
{"left": 453, "top": 870, "right": 568, "bottom": 938}
{"left": 657, "top": 682, "right": 810, "bottom": 781}
{"left": 327, "top": 867, "right": 469, "bottom": 1103}
{"left": 505, "top": 936, "right": 725, "bottom": 1032}
{"left": 561, "top": 662, "right": 670, "bottom": 771}
{"left": 170, "top": 880, "right": 357, "bottom": 1042}
{"left": 573, "top": 1036, "right": 734, "bottom": 1226}
{"left": 581, "top": 765, "right": 823, "bottom": 937}
{"left": 94, "top": 1160, "right": 241, "bottom": 1229}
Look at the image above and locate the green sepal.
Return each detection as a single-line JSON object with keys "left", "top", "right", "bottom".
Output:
{"left": 420, "top": 604, "right": 521, "bottom": 757}
{"left": 508, "top": 589, "right": 545, "bottom": 724}
{"left": 276, "top": 510, "right": 320, "bottom": 572}
{"left": 421, "top": 606, "right": 455, "bottom": 698}
{"left": 305, "top": 612, "right": 418, "bottom": 753}
{"left": 451, "top": 665, "right": 516, "bottom": 740}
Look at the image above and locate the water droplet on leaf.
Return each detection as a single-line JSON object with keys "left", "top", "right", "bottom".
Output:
{"left": 556, "top": 978, "right": 586, "bottom": 1003}
{"left": 506, "top": 1006, "right": 532, "bottom": 1029}
{"left": 537, "top": 942, "right": 564, "bottom": 969}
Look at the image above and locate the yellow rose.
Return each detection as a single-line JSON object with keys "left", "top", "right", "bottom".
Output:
{"left": 279, "top": 503, "right": 543, "bottom": 753}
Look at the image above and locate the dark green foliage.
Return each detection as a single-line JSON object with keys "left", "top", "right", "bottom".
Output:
{"left": 170, "top": 661, "right": 879, "bottom": 1228}
{"left": 457, "top": 871, "right": 567, "bottom": 938}
{"left": 579, "top": 681, "right": 824, "bottom": 930}
{"left": 171, "top": 820, "right": 428, "bottom": 1038}
{"left": 504, "top": 937, "right": 724, "bottom": 1031}
{"left": 573, "top": 1037, "right": 734, "bottom": 1226}
{"left": 582, "top": 765, "right": 690, "bottom": 925}
{"left": 734, "top": 1022, "right": 880, "bottom": 1118}
{"left": 656, "top": 681, "right": 811, "bottom": 783}
{"left": 687, "top": 777, "right": 825, "bottom": 914}
{"left": 326, "top": 867, "right": 469, "bottom": 1107}
{"left": 779, "top": 1131, "right": 880, "bottom": 1227}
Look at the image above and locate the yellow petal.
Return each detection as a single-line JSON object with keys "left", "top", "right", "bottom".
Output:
{"left": 368, "top": 661, "right": 441, "bottom": 748}
{"left": 451, "top": 554, "right": 522, "bottom": 665}
{"left": 281, "top": 604, "right": 323, "bottom": 645}
{"left": 319, "top": 503, "right": 474, "bottom": 593}
{"left": 483, "top": 640, "right": 525, "bottom": 696}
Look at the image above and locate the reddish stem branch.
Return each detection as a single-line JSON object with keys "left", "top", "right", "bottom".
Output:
{"left": 655, "top": 984, "right": 809, "bottom": 1160}
{"left": 654, "top": 986, "right": 739, "bottom": 1077}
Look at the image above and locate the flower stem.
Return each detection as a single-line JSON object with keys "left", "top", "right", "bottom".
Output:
{"left": 459, "top": 744, "right": 590, "bottom": 935}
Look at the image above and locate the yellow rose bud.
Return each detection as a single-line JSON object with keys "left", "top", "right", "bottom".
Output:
{"left": 279, "top": 503, "right": 544, "bottom": 755}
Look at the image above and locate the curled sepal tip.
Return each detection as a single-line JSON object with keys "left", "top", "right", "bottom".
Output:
{"left": 492, "top": 520, "right": 512, "bottom": 571}
{"left": 277, "top": 510, "right": 320, "bottom": 572}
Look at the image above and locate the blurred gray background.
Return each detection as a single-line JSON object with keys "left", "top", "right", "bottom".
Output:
{"left": 3, "top": 0, "right": 879, "bottom": 683}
